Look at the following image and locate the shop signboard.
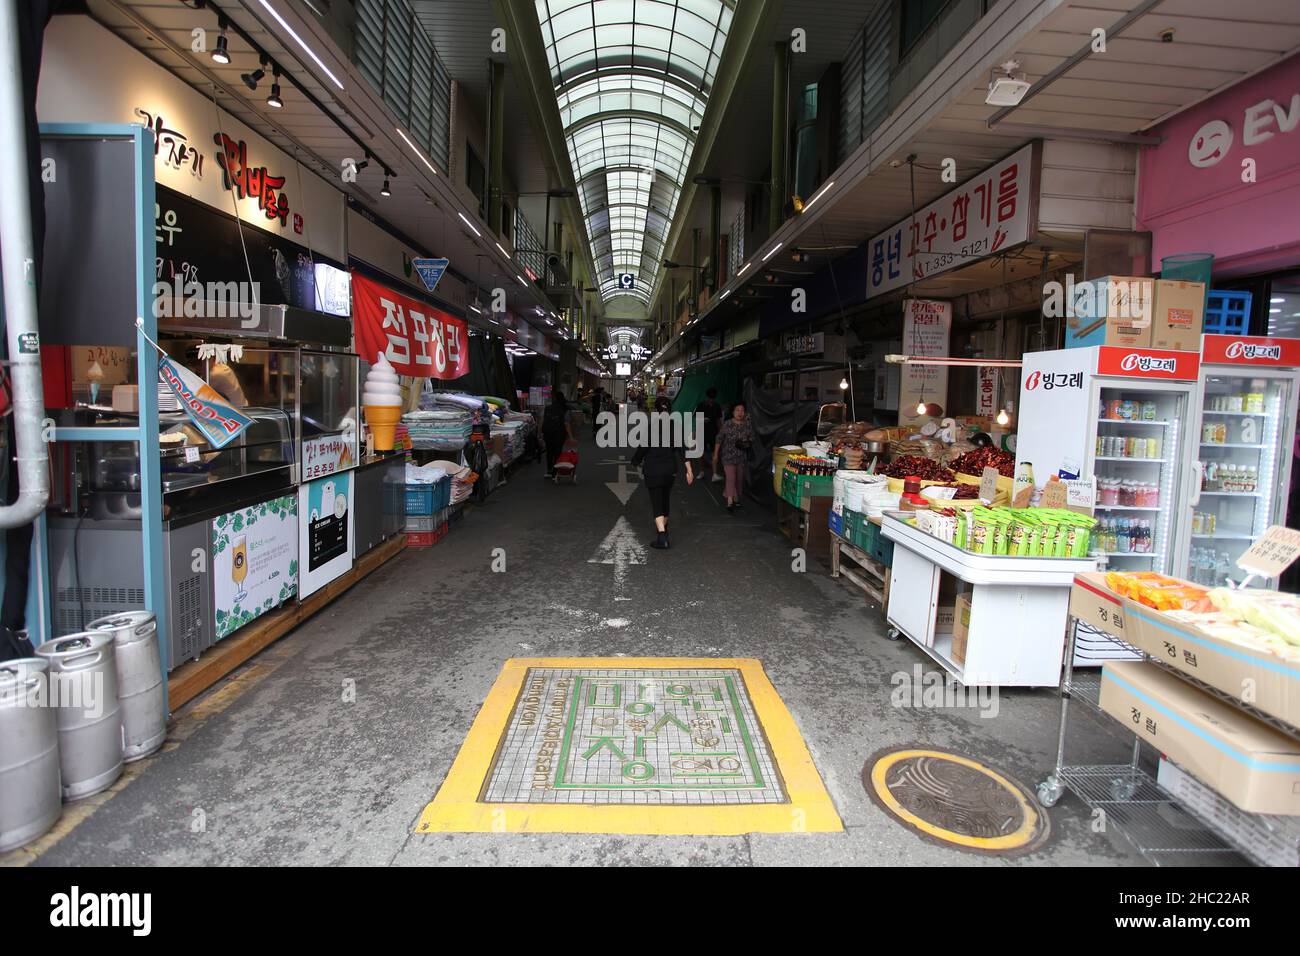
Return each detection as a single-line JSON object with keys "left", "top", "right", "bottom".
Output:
{"left": 784, "top": 332, "right": 824, "bottom": 356}
{"left": 898, "top": 299, "right": 952, "bottom": 428}
{"left": 1016, "top": 349, "right": 1093, "bottom": 485}
{"left": 36, "top": 17, "right": 346, "bottom": 262}
{"left": 1138, "top": 55, "right": 1300, "bottom": 274}
{"left": 298, "top": 472, "right": 354, "bottom": 598}
{"left": 302, "top": 433, "right": 358, "bottom": 482}
{"left": 866, "top": 143, "right": 1036, "bottom": 299}
{"left": 976, "top": 365, "right": 999, "bottom": 418}
{"left": 1096, "top": 345, "right": 1199, "bottom": 381}
{"left": 211, "top": 495, "right": 298, "bottom": 640}
{"left": 351, "top": 270, "right": 469, "bottom": 380}
{"left": 1202, "top": 334, "right": 1300, "bottom": 368}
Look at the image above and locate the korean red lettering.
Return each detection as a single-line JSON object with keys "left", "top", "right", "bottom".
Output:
{"left": 974, "top": 180, "right": 992, "bottom": 227}
{"left": 997, "top": 163, "right": 1018, "bottom": 222}
{"left": 213, "top": 133, "right": 249, "bottom": 197}
{"left": 921, "top": 211, "right": 939, "bottom": 252}
{"left": 380, "top": 297, "right": 411, "bottom": 364}
{"left": 951, "top": 193, "right": 970, "bottom": 242}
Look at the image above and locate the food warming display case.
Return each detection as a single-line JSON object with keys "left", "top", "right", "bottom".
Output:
{"left": 1177, "top": 335, "right": 1300, "bottom": 587}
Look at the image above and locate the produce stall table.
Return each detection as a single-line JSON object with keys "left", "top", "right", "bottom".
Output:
{"left": 881, "top": 513, "right": 1097, "bottom": 687}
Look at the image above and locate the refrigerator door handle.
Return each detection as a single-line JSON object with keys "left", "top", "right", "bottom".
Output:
{"left": 1191, "top": 459, "right": 1203, "bottom": 507}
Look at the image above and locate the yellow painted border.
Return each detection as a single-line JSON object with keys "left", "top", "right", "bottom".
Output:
{"left": 869, "top": 748, "right": 1041, "bottom": 851}
{"left": 415, "top": 657, "right": 842, "bottom": 835}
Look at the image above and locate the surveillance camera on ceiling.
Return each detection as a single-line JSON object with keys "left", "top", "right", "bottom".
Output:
{"left": 985, "top": 59, "right": 1030, "bottom": 107}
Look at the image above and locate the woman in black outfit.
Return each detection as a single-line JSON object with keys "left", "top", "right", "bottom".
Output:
{"left": 541, "top": 391, "right": 574, "bottom": 478}
{"left": 631, "top": 396, "right": 694, "bottom": 549}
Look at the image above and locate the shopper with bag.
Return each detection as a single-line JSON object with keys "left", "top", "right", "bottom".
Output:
{"left": 713, "top": 402, "right": 755, "bottom": 514}
{"left": 542, "top": 391, "right": 574, "bottom": 478}
{"left": 631, "top": 396, "right": 694, "bottom": 550}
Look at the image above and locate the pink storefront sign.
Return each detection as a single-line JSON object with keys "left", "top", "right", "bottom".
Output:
{"left": 1138, "top": 54, "right": 1300, "bottom": 277}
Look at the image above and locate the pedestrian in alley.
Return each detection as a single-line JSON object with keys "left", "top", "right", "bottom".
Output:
{"left": 713, "top": 401, "right": 755, "bottom": 513}
{"left": 631, "top": 395, "right": 694, "bottom": 550}
{"left": 695, "top": 387, "right": 723, "bottom": 482}
{"left": 542, "top": 390, "right": 574, "bottom": 478}
{"left": 591, "top": 386, "right": 605, "bottom": 436}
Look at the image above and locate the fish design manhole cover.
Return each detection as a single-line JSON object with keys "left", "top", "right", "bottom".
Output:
{"left": 865, "top": 747, "right": 1048, "bottom": 855}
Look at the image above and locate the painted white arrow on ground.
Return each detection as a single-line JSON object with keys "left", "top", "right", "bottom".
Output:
{"left": 587, "top": 515, "right": 647, "bottom": 588}
{"left": 605, "top": 464, "right": 640, "bottom": 505}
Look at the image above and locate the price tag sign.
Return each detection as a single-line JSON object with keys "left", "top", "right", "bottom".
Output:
{"left": 979, "top": 466, "right": 999, "bottom": 504}
{"left": 1066, "top": 477, "right": 1096, "bottom": 515}
{"left": 1039, "top": 480, "right": 1069, "bottom": 509}
{"left": 184, "top": 446, "right": 200, "bottom": 464}
{"left": 1237, "top": 525, "right": 1300, "bottom": 579}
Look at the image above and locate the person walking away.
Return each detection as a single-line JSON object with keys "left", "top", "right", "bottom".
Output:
{"left": 695, "top": 388, "right": 723, "bottom": 481}
{"left": 542, "top": 391, "right": 574, "bottom": 478}
{"left": 713, "top": 402, "right": 755, "bottom": 513}
{"left": 631, "top": 396, "right": 695, "bottom": 549}
{"left": 591, "top": 386, "right": 605, "bottom": 436}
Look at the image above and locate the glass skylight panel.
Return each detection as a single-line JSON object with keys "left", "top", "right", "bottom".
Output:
{"left": 536, "top": 0, "right": 732, "bottom": 302}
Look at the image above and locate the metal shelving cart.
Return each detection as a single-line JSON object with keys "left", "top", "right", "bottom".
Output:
{"left": 1039, "top": 615, "right": 1300, "bottom": 867}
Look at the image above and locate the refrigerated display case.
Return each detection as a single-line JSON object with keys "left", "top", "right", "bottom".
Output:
{"left": 1015, "top": 345, "right": 1202, "bottom": 665}
{"left": 1177, "top": 335, "right": 1300, "bottom": 588}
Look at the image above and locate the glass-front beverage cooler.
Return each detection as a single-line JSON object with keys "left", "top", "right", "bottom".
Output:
{"left": 1178, "top": 335, "right": 1300, "bottom": 587}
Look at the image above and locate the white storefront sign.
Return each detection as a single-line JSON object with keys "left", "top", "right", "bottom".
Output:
{"left": 898, "top": 299, "right": 952, "bottom": 428}
{"left": 866, "top": 144, "right": 1035, "bottom": 299}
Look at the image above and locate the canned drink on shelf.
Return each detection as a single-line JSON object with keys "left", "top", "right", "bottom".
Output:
{"left": 1105, "top": 399, "right": 1123, "bottom": 420}
{"left": 1147, "top": 438, "right": 1160, "bottom": 458}
{"left": 1141, "top": 401, "right": 1157, "bottom": 421}
{"left": 1216, "top": 422, "right": 1227, "bottom": 444}
{"left": 1192, "top": 512, "right": 1204, "bottom": 534}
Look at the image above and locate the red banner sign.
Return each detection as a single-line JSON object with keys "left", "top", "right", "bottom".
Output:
{"left": 1097, "top": 345, "right": 1199, "bottom": 381}
{"left": 1202, "top": 334, "right": 1300, "bottom": 368}
{"left": 351, "top": 270, "right": 469, "bottom": 379}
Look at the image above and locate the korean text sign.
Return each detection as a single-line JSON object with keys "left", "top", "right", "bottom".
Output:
{"left": 866, "top": 143, "right": 1035, "bottom": 299}
{"left": 351, "top": 270, "right": 469, "bottom": 379}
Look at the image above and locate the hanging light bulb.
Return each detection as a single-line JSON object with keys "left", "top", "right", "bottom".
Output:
{"left": 996, "top": 408, "right": 1010, "bottom": 427}
{"left": 916, "top": 400, "right": 928, "bottom": 416}
{"left": 839, "top": 376, "right": 849, "bottom": 391}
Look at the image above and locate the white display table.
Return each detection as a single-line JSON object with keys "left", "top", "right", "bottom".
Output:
{"left": 881, "top": 513, "right": 1098, "bottom": 688}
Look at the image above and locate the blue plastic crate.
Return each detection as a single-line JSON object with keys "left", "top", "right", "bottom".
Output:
{"left": 404, "top": 483, "right": 435, "bottom": 515}
{"left": 1204, "top": 289, "right": 1252, "bottom": 336}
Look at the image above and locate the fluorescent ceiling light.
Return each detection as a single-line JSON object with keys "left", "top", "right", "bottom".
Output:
{"left": 457, "top": 212, "right": 480, "bottom": 237}
{"left": 804, "top": 180, "right": 835, "bottom": 211}
{"left": 257, "top": 0, "right": 344, "bottom": 91}
{"left": 761, "top": 242, "right": 782, "bottom": 262}
{"left": 737, "top": 262, "right": 750, "bottom": 275}
{"left": 396, "top": 127, "right": 438, "bottom": 175}
{"left": 516, "top": 275, "right": 527, "bottom": 286}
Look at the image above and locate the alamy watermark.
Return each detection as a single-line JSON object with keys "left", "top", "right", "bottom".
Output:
{"left": 595, "top": 407, "right": 705, "bottom": 459}
{"left": 3, "top": 670, "right": 105, "bottom": 720}
{"left": 890, "top": 664, "right": 999, "bottom": 718}
{"left": 1042, "top": 274, "right": 1150, "bottom": 321}
{"left": 152, "top": 275, "right": 261, "bottom": 327}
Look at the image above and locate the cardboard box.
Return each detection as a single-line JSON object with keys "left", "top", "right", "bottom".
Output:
{"left": 1150, "top": 279, "right": 1205, "bottom": 352}
{"left": 1069, "top": 572, "right": 1131, "bottom": 642}
{"left": 952, "top": 592, "right": 972, "bottom": 666}
{"left": 1099, "top": 660, "right": 1300, "bottom": 816}
{"left": 935, "top": 603, "right": 955, "bottom": 635}
{"left": 1122, "top": 598, "right": 1300, "bottom": 730}
{"left": 1065, "top": 275, "right": 1153, "bottom": 349}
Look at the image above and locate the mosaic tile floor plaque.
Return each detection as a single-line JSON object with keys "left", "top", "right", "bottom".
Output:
{"left": 417, "top": 658, "right": 842, "bottom": 835}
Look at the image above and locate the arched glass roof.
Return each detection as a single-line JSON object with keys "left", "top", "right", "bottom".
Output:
{"left": 535, "top": 0, "right": 734, "bottom": 305}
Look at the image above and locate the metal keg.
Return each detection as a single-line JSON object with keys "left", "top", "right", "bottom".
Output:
{"left": 89, "top": 611, "right": 166, "bottom": 761}
{"left": 35, "top": 631, "right": 123, "bottom": 800}
{"left": 0, "top": 658, "right": 62, "bottom": 852}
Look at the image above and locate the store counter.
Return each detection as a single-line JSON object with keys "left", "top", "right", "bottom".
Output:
{"left": 881, "top": 513, "right": 1097, "bottom": 688}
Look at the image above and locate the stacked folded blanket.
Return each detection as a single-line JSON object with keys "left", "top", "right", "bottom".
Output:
{"left": 402, "top": 409, "right": 472, "bottom": 450}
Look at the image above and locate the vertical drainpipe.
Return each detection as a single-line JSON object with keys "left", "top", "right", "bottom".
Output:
{"left": 769, "top": 40, "right": 790, "bottom": 235}
{"left": 488, "top": 59, "right": 506, "bottom": 235}
{"left": 0, "top": 0, "right": 50, "bottom": 530}
{"left": 710, "top": 184, "right": 722, "bottom": 294}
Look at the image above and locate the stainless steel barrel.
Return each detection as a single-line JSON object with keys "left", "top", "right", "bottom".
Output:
{"left": 89, "top": 611, "right": 166, "bottom": 761}
{"left": 35, "top": 632, "right": 123, "bottom": 800}
{"left": 0, "top": 658, "right": 62, "bottom": 851}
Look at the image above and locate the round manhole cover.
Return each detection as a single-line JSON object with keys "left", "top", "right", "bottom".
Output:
{"left": 864, "top": 747, "right": 1049, "bottom": 855}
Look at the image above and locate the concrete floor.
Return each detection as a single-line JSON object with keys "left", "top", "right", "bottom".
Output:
{"left": 17, "top": 438, "right": 1149, "bottom": 866}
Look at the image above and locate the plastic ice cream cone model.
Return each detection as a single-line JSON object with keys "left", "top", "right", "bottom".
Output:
{"left": 361, "top": 352, "right": 403, "bottom": 450}
{"left": 87, "top": 360, "right": 104, "bottom": 405}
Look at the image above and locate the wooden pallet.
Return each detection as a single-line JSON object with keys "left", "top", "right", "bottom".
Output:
{"left": 829, "top": 531, "right": 890, "bottom": 609}
{"left": 166, "top": 533, "right": 408, "bottom": 711}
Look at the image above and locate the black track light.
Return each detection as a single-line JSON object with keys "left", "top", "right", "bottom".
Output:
{"left": 211, "top": 25, "right": 230, "bottom": 65}
{"left": 380, "top": 174, "right": 391, "bottom": 197}
{"left": 266, "top": 70, "right": 283, "bottom": 108}
{"left": 241, "top": 57, "right": 267, "bottom": 91}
